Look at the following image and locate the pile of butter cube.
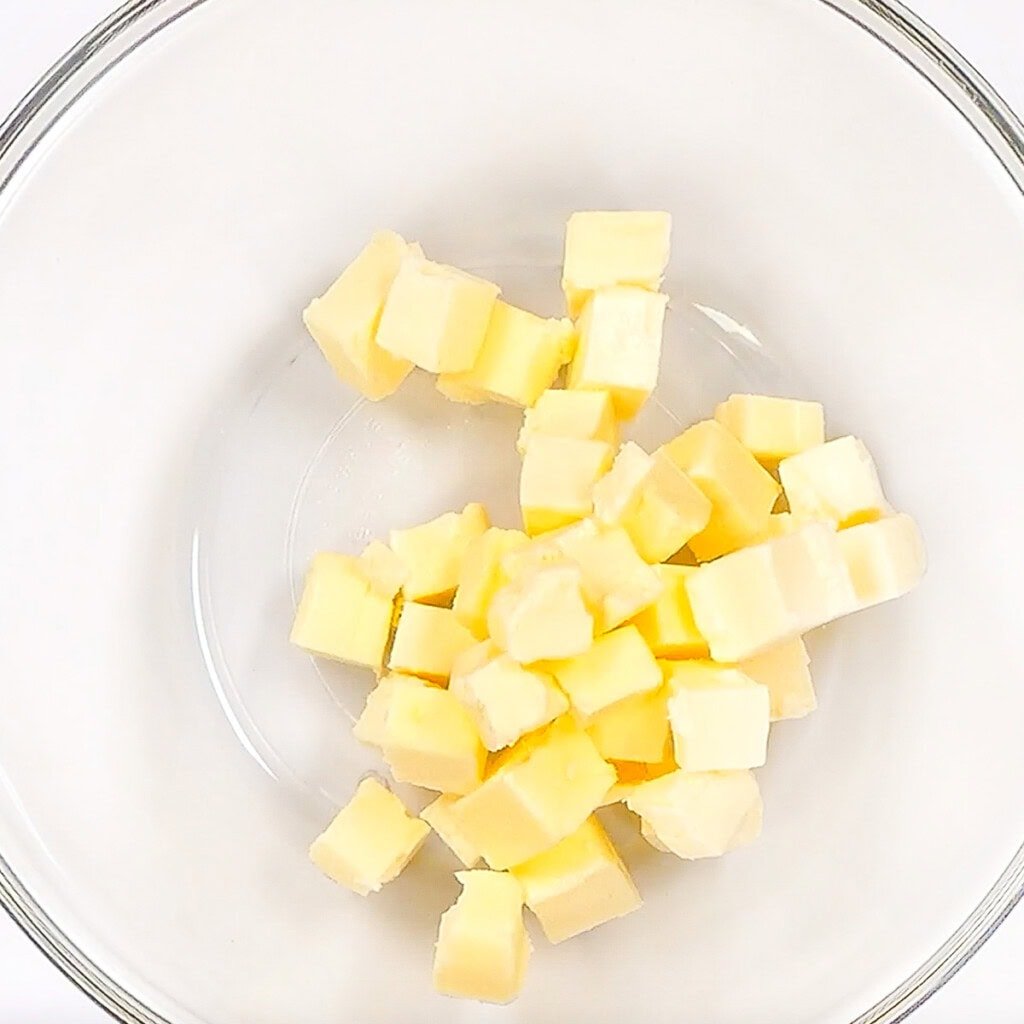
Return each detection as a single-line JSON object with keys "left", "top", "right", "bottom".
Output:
{"left": 293, "top": 212, "right": 926, "bottom": 1004}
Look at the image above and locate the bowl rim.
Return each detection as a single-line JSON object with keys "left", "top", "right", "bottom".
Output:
{"left": 1, "top": 1, "right": 1023, "bottom": 1021}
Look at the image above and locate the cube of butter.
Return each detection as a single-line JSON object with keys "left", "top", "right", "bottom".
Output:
{"left": 452, "top": 527, "right": 529, "bottom": 638}
{"left": 387, "top": 602, "right": 478, "bottom": 683}
{"left": 511, "top": 815, "right": 642, "bottom": 943}
{"left": 568, "top": 286, "right": 668, "bottom": 419}
{"left": 519, "top": 435, "right": 614, "bottom": 536}
{"left": 778, "top": 436, "right": 889, "bottom": 528}
{"left": 309, "top": 778, "right": 430, "bottom": 895}
{"left": 437, "top": 301, "right": 575, "bottom": 407}
{"left": 433, "top": 870, "right": 531, "bottom": 1005}
{"left": 290, "top": 552, "right": 396, "bottom": 670}
{"left": 665, "top": 662, "right": 769, "bottom": 771}
{"left": 586, "top": 685, "right": 670, "bottom": 763}
{"left": 739, "top": 637, "right": 816, "bottom": 721}
{"left": 626, "top": 769, "right": 763, "bottom": 860}
{"left": 450, "top": 717, "right": 616, "bottom": 869}
{"left": 376, "top": 255, "right": 500, "bottom": 373}
{"left": 660, "top": 419, "right": 781, "bottom": 560}
{"left": 302, "top": 231, "right": 417, "bottom": 401}
{"left": 594, "top": 442, "right": 712, "bottom": 562}
{"left": 381, "top": 683, "right": 485, "bottom": 794}
{"left": 357, "top": 540, "right": 407, "bottom": 600}
{"left": 499, "top": 518, "right": 599, "bottom": 584}
{"left": 838, "top": 513, "right": 926, "bottom": 609}
{"left": 420, "top": 794, "right": 482, "bottom": 868}
{"left": 715, "top": 394, "right": 825, "bottom": 464}
{"left": 516, "top": 388, "right": 619, "bottom": 454}
{"left": 630, "top": 564, "right": 709, "bottom": 659}
{"left": 352, "top": 673, "right": 430, "bottom": 747}
{"left": 390, "top": 503, "right": 490, "bottom": 606}
{"left": 562, "top": 211, "right": 671, "bottom": 318}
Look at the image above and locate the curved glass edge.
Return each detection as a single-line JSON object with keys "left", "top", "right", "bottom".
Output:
{"left": 0, "top": 1, "right": 1023, "bottom": 1022}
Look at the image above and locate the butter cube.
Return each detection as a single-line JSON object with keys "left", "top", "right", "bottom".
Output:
{"left": 519, "top": 435, "right": 614, "bottom": 536}
{"left": 433, "top": 870, "right": 531, "bottom": 1005}
{"left": 290, "top": 552, "right": 395, "bottom": 670}
{"left": 381, "top": 683, "right": 485, "bottom": 794}
{"left": 838, "top": 513, "right": 926, "bottom": 609}
{"left": 357, "top": 540, "right": 407, "bottom": 600}
{"left": 309, "top": 778, "right": 430, "bottom": 895}
{"left": 450, "top": 717, "right": 616, "bottom": 869}
{"left": 452, "top": 527, "right": 529, "bottom": 638}
{"left": 626, "top": 769, "right": 763, "bottom": 860}
{"left": 594, "top": 442, "right": 712, "bottom": 562}
{"left": 390, "top": 503, "right": 490, "bottom": 606}
{"left": 568, "top": 286, "right": 668, "bottom": 419}
{"left": 420, "top": 794, "right": 482, "bottom": 868}
{"left": 715, "top": 394, "right": 825, "bottom": 464}
{"left": 487, "top": 562, "right": 594, "bottom": 663}
{"left": 437, "top": 301, "right": 574, "bottom": 407}
{"left": 546, "top": 624, "right": 661, "bottom": 719}
{"left": 387, "top": 602, "right": 478, "bottom": 683}
{"left": 661, "top": 419, "right": 781, "bottom": 560}
{"left": 511, "top": 816, "right": 642, "bottom": 943}
{"left": 450, "top": 642, "right": 568, "bottom": 751}
{"left": 779, "top": 436, "right": 889, "bottom": 528}
{"left": 517, "top": 388, "right": 619, "bottom": 454}
{"left": 352, "top": 673, "right": 430, "bottom": 747}
{"left": 586, "top": 685, "right": 670, "bottom": 763}
{"left": 499, "top": 518, "right": 599, "bottom": 583}
{"left": 562, "top": 211, "right": 671, "bottom": 318}
{"left": 302, "top": 231, "right": 417, "bottom": 400}
{"left": 664, "top": 662, "right": 769, "bottom": 771}
{"left": 739, "top": 638, "right": 816, "bottom": 721}
{"left": 630, "top": 565, "right": 708, "bottom": 659}
{"left": 376, "top": 256, "right": 500, "bottom": 373}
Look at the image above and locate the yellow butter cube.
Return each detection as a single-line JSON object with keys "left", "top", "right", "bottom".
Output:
{"left": 516, "top": 388, "right": 619, "bottom": 454}
{"left": 390, "top": 503, "right": 490, "bottom": 606}
{"left": 594, "top": 442, "right": 712, "bottom": 562}
{"left": 420, "top": 794, "right": 482, "bottom": 868}
{"left": 487, "top": 562, "right": 594, "bottom": 663}
{"left": 357, "top": 539, "right": 407, "bottom": 600}
{"left": 381, "top": 683, "right": 485, "bottom": 794}
{"left": 387, "top": 602, "right": 478, "bottom": 683}
{"left": 452, "top": 527, "right": 529, "bottom": 638}
{"left": 450, "top": 718, "right": 616, "bottom": 869}
{"left": 626, "top": 769, "right": 762, "bottom": 860}
{"left": 437, "top": 301, "right": 575, "bottom": 407}
{"left": 450, "top": 642, "right": 568, "bottom": 751}
{"left": 352, "top": 673, "right": 430, "bottom": 747}
{"left": 664, "top": 662, "right": 769, "bottom": 771}
{"left": 375, "top": 256, "right": 500, "bottom": 373}
{"left": 433, "top": 870, "right": 531, "bottom": 1005}
{"left": 631, "top": 565, "right": 708, "bottom": 659}
{"left": 714, "top": 394, "right": 825, "bottom": 464}
{"left": 519, "top": 435, "right": 614, "bottom": 536}
{"left": 511, "top": 816, "right": 642, "bottom": 943}
{"left": 290, "top": 552, "right": 396, "bottom": 670}
{"left": 660, "top": 419, "right": 782, "bottom": 560}
{"left": 779, "top": 436, "right": 889, "bottom": 528}
{"left": 309, "top": 778, "right": 430, "bottom": 895}
{"left": 545, "top": 624, "right": 661, "bottom": 720}
{"left": 568, "top": 286, "right": 668, "bottom": 419}
{"left": 562, "top": 211, "right": 671, "bottom": 318}
{"left": 586, "top": 685, "right": 670, "bottom": 763}
{"left": 739, "top": 638, "right": 816, "bottom": 721}
{"left": 499, "top": 518, "right": 599, "bottom": 583}
{"left": 838, "top": 513, "right": 926, "bottom": 609}
{"left": 301, "top": 231, "right": 417, "bottom": 401}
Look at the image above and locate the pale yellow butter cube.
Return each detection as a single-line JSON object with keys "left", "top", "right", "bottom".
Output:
{"left": 519, "top": 435, "right": 614, "bottom": 536}
{"left": 420, "top": 794, "right": 482, "bottom": 868}
{"left": 568, "top": 286, "right": 668, "bottom": 419}
{"left": 511, "top": 816, "right": 642, "bottom": 943}
{"left": 630, "top": 565, "right": 708, "bottom": 659}
{"left": 715, "top": 394, "right": 825, "bottom": 463}
{"left": 376, "top": 256, "right": 500, "bottom": 373}
{"left": 626, "top": 769, "right": 763, "bottom": 860}
{"left": 357, "top": 539, "right": 407, "bottom": 600}
{"left": 499, "top": 518, "right": 600, "bottom": 583}
{"left": 562, "top": 211, "right": 671, "bottom": 318}
{"left": 779, "top": 436, "right": 889, "bottom": 528}
{"left": 433, "top": 870, "right": 531, "bottom": 1005}
{"left": 437, "top": 301, "right": 575, "bottom": 407}
{"left": 665, "top": 662, "right": 769, "bottom": 771}
{"left": 739, "top": 638, "right": 816, "bottom": 721}
{"left": 301, "top": 231, "right": 417, "bottom": 401}
{"left": 452, "top": 527, "right": 529, "bottom": 638}
{"left": 838, "top": 513, "right": 926, "bottom": 609}
{"left": 309, "top": 778, "right": 429, "bottom": 895}
{"left": 352, "top": 673, "right": 430, "bottom": 747}
{"left": 387, "top": 602, "right": 478, "bottom": 683}
{"left": 516, "top": 388, "right": 619, "bottom": 454}
{"left": 586, "top": 685, "right": 670, "bottom": 763}
{"left": 660, "top": 419, "right": 782, "bottom": 560}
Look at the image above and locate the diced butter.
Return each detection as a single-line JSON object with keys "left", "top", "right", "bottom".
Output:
{"left": 376, "top": 255, "right": 500, "bottom": 373}
{"left": 433, "top": 870, "right": 531, "bottom": 1004}
{"left": 630, "top": 564, "right": 708, "bottom": 659}
{"left": 838, "top": 513, "right": 926, "bottom": 610}
{"left": 499, "top": 518, "right": 600, "bottom": 584}
{"left": 420, "top": 794, "right": 482, "bottom": 868}
{"left": 352, "top": 673, "right": 430, "bottom": 747}
{"left": 387, "top": 602, "right": 478, "bottom": 683}
{"left": 749, "top": 511, "right": 801, "bottom": 544}
{"left": 452, "top": 527, "right": 529, "bottom": 638}
{"left": 357, "top": 540, "right": 407, "bottom": 600}
{"left": 302, "top": 231, "right": 417, "bottom": 400}
{"left": 519, "top": 435, "right": 614, "bottom": 536}
{"left": 517, "top": 389, "right": 619, "bottom": 454}
{"left": 715, "top": 394, "right": 825, "bottom": 464}
{"left": 586, "top": 685, "right": 670, "bottom": 763}
{"left": 739, "top": 638, "right": 816, "bottom": 721}
{"left": 511, "top": 816, "right": 642, "bottom": 943}
{"left": 309, "top": 778, "right": 429, "bottom": 895}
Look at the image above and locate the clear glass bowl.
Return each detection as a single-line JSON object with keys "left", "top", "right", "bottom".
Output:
{"left": 2, "top": 1, "right": 1024, "bottom": 1022}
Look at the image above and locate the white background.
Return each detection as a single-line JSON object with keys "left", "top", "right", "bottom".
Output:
{"left": 1, "top": 1, "right": 1022, "bottom": 1021}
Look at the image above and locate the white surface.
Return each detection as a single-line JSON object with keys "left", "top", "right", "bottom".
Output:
{"left": 1, "top": 1, "right": 1023, "bottom": 1022}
